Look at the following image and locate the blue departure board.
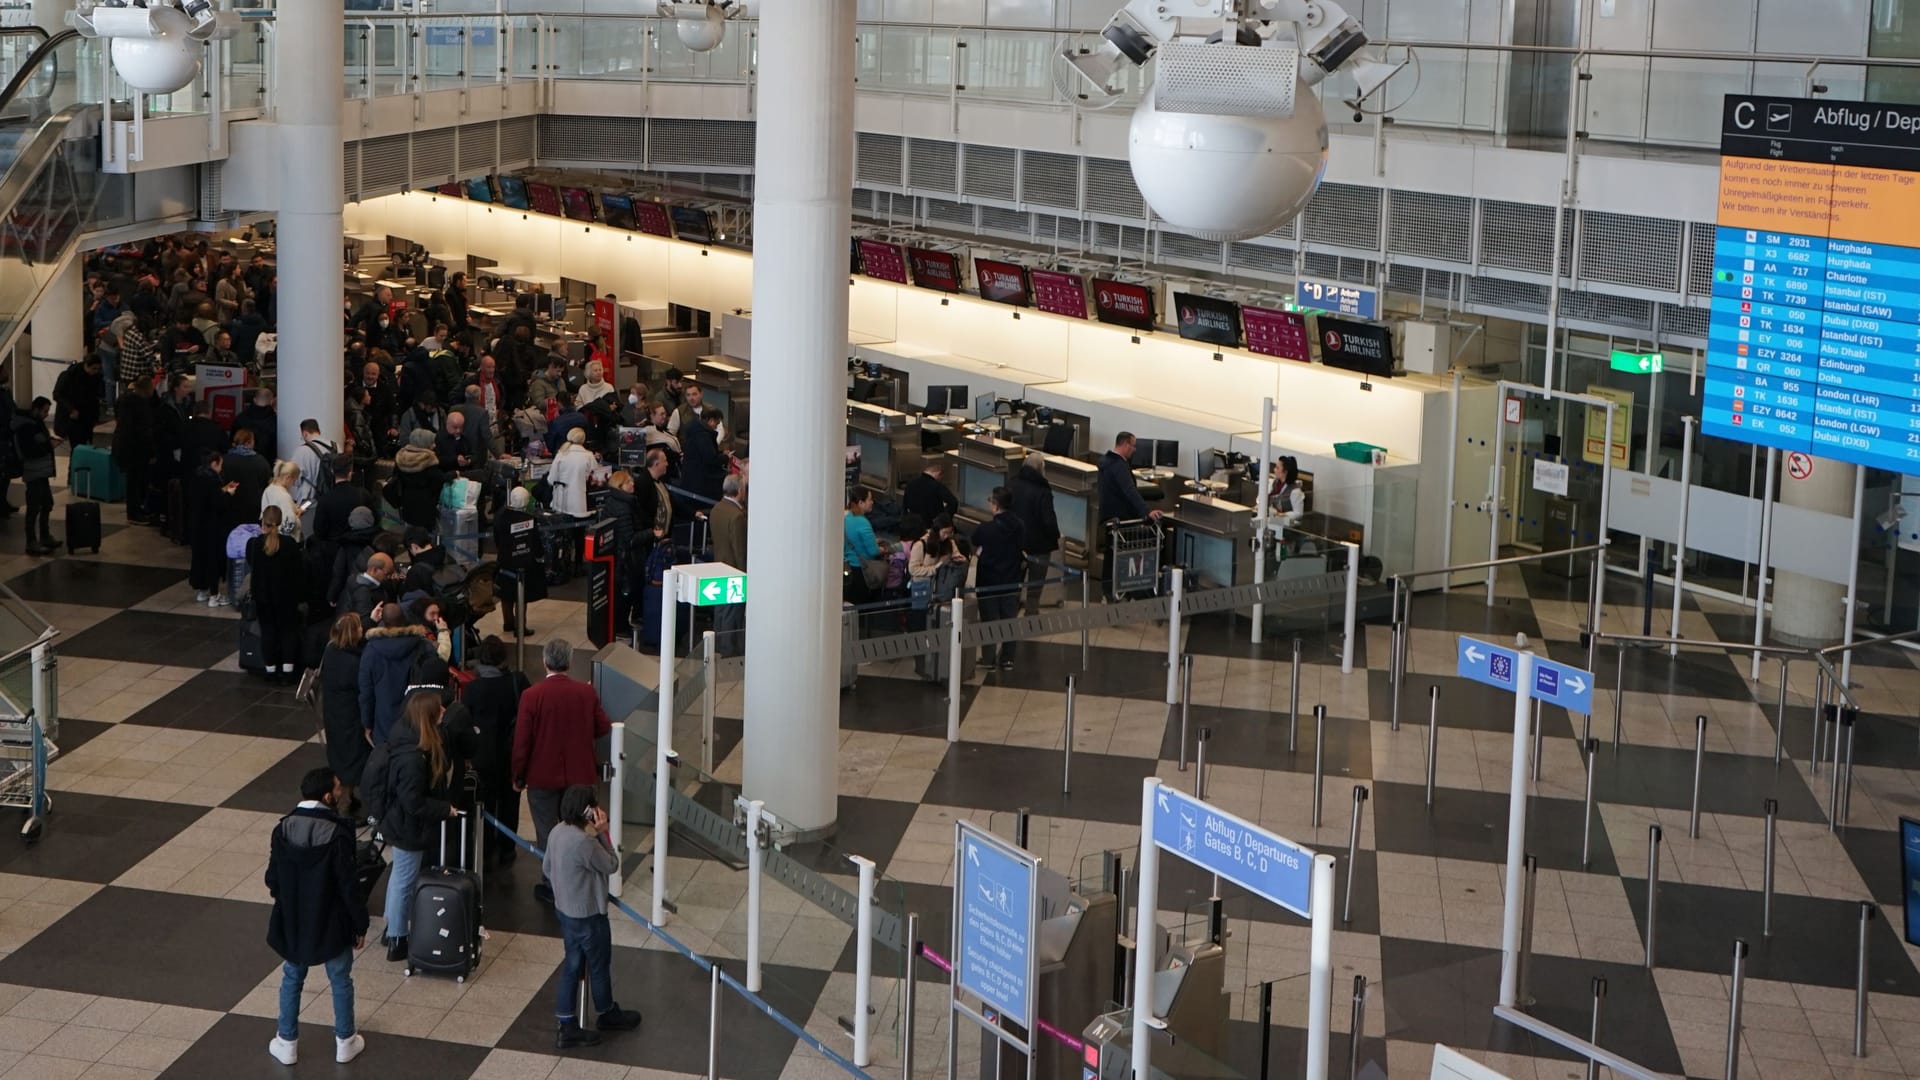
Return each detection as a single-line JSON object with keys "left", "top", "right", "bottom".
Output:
{"left": 1703, "top": 95, "right": 1920, "bottom": 476}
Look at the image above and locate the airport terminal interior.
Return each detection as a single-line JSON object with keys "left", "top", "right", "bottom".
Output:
{"left": 0, "top": 0, "right": 1918, "bottom": 1078}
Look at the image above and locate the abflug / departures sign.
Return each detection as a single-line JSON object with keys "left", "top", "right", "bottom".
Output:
{"left": 1723, "top": 96, "right": 1920, "bottom": 167}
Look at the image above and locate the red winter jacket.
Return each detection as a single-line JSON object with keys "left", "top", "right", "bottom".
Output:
{"left": 511, "top": 673, "right": 613, "bottom": 791}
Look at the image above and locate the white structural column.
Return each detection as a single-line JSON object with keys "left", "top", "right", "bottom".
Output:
{"left": 272, "top": 0, "right": 344, "bottom": 456}
{"left": 1772, "top": 457, "right": 1856, "bottom": 646}
{"left": 741, "top": 0, "right": 855, "bottom": 835}
{"left": 27, "top": 256, "right": 83, "bottom": 405}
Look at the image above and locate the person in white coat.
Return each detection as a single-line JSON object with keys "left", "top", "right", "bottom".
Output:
{"left": 548, "top": 427, "right": 596, "bottom": 520}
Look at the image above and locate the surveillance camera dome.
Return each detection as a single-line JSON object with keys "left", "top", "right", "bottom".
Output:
{"left": 1127, "top": 82, "right": 1328, "bottom": 243}
{"left": 675, "top": 9, "right": 727, "bottom": 52}
{"left": 110, "top": 31, "right": 201, "bottom": 94}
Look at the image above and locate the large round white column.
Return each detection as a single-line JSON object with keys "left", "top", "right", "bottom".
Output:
{"left": 1771, "top": 456, "right": 1854, "bottom": 645}
{"left": 741, "top": 0, "right": 855, "bottom": 836}
{"left": 272, "top": 0, "right": 344, "bottom": 455}
{"left": 27, "top": 254, "right": 84, "bottom": 405}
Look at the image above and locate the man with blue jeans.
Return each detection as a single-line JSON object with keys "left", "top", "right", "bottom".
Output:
{"left": 542, "top": 784, "right": 641, "bottom": 1049}
{"left": 264, "top": 767, "right": 368, "bottom": 1066}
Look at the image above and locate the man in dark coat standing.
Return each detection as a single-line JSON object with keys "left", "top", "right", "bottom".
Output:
{"left": 112, "top": 375, "right": 156, "bottom": 524}
{"left": 264, "top": 767, "right": 367, "bottom": 1067}
{"left": 1009, "top": 452, "right": 1060, "bottom": 616}
{"left": 51, "top": 356, "right": 101, "bottom": 456}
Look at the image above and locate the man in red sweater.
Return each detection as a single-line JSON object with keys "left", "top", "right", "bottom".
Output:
{"left": 513, "top": 636, "right": 613, "bottom": 904}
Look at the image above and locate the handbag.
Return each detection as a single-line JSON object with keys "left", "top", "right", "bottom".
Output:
{"left": 908, "top": 577, "right": 933, "bottom": 611}
{"left": 860, "top": 556, "right": 889, "bottom": 591}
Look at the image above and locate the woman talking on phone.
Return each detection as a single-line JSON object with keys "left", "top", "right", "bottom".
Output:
{"left": 186, "top": 448, "right": 240, "bottom": 606}
{"left": 248, "top": 505, "right": 306, "bottom": 683}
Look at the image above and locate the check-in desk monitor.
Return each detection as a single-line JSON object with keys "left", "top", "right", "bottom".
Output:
{"left": 953, "top": 434, "right": 1023, "bottom": 529}
{"left": 847, "top": 401, "right": 921, "bottom": 495}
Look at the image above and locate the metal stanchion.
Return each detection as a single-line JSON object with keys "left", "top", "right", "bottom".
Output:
{"left": 1586, "top": 976, "right": 1607, "bottom": 1080}
{"left": 701, "top": 631, "right": 716, "bottom": 775}
{"left": 744, "top": 799, "right": 766, "bottom": 992}
{"left": 1312, "top": 704, "right": 1328, "bottom": 828}
{"left": 1080, "top": 570, "right": 1090, "bottom": 671}
{"left": 1348, "top": 974, "right": 1367, "bottom": 1080}
{"left": 1531, "top": 698, "right": 1544, "bottom": 783}
{"left": 1829, "top": 705, "right": 1846, "bottom": 832}
{"left": 707, "top": 961, "right": 721, "bottom": 1079}
{"left": 1646, "top": 824, "right": 1662, "bottom": 969}
{"left": 1518, "top": 854, "right": 1538, "bottom": 1006}
{"left": 1612, "top": 644, "right": 1625, "bottom": 750}
{"left": 1289, "top": 636, "right": 1302, "bottom": 753}
{"left": 1015, "top": 807, "right": 1030, "bottom": 851}
{"left": 1856, "top": 902, "right": 1875, "bottom": 1058}
{"left": 1062, "top": 675, "right": 1076, "bottom": 795}
{"left": 1689, "top": 714, "right": 1707, "bottom": 839}
{"left": 902, "top": 913, "right": 917, "bottom": 1080}
{"left": 1812, "top": 668, "right": 1827, "bottom": 777}
{"left": 576, "top": 968, "right": 597, "bottom": 1033}
{"left": 1177, "top": 653, "right": 1193, "bottom": 771}
{"left": 1773, "top": 658, "right": 1789, "bottom": 767}
{"left": 1581, "top": 738, "right": 1599, "bottom": 869}
{"left": 1840, "top": 708, "right": 1858, "bottom": 825}
{"left": 1762, "top": 799, "right": 1777, "bottom": 939}
{"left": 1424, "top": 685, "right": 1439, "bottom": 808}
{"left": 1389, "top": 620, "right": 1404, "bottom": 734}
{"left": 1195, "top": 727, "right": 1212, "bottom": 799}
{"left": 1727, "top": 938, "right": 1749, "bottom": 1080}
{"left": 850, "top": 855, "right": 875, "bottom": 1068}
{"left": 1259, "top": 980, "right": 1274, "bottom": 1080}
{"left": 1343, "top": 785, "right": 1368, "bottom": 924}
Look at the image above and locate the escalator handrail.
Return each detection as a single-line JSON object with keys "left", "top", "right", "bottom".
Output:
{"left": 0, "top": 29, "right": 51, "bottom": 44}
{"left": 0, "top": 29, "right": 78, "bottom": 112}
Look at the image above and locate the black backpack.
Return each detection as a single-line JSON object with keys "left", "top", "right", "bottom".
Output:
{"left": 306, "top": 439, "right": 339, "bottom": 497}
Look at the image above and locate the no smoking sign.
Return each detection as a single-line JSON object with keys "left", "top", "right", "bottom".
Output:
{"left": 1787, "top": 452, "right": 1814, "bottom": 481}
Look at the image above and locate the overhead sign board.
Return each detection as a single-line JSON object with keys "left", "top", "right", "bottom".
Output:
{"left": 1456, "top": 635, "right": 1594, "bottom": 715}
{"left": 1295, "top": 276, "right": 1379, "bottom": 320}
{"left": 674, "top": 561, "right": 746, "bottom": 607}
{"left": 1150, "top": 783, "right": 1314, "bottom": 918}
{"left": 953, "top": 820, "right": 1038, "bottom": 1028}
{"left": 1610, "top": 349, "right": 1665, "bottom": 374}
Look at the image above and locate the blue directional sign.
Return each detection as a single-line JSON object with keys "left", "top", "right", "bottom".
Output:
{"left": 954, "top": 821, "right": 1037, "bottom": 1028}
{"left": 1295, "top": 276, "right": 1379, "bottom": 320}
{"left": 1456, "top": 636, "right": 1595, "bottom": 715}
{"left": 1901, "top": 817, "right": 1920, "bottom": 947}
{"left": 1150, "top": 783, "right": 1314, "bottom": 918}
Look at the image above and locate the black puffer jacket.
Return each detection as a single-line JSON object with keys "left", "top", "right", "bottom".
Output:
{"left": 378, "top": 717, "right": 454, "bottom": 853}
{"left": 265, "top": 805, "right": 367, "bottom": 966}
{"left": 320, "top": 644, "right": 368, "bottom": 786}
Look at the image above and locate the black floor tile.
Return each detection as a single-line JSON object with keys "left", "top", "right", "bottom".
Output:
{"left": 779, "top": 795, "right": 917, "bottom": 878}
{"left": 47, "top": 716, "right": 110, "bottom": 756}
{"left": 1837, "top": 826, "right": 1905, "bottom": 909}
{"left": 0, "top": 886, "right": 280, "bottom": 1010}
{"left": 157, "top": 1012, "right": 490, "bottom": 1079}
{"left": 924, "top": 742, "right": 1158, "bottom": 825}
{"left": 1404, "top": 592, "right": 1543, "bottom": 641}
{"left": 1522, "top": 951, "right": 1685, "bottom": 1074}
{"left": 222, "top": 741, "right": 331, "bottom": 814}
{"left": 1155, "top": 846, "right": 1381, "bottom": 936}
{"left": 840, "top": 672, "right": 979, "bottom": 737}
{"left": 126, "top": 670, "right": 316, "bottom": 739}
{"left": 1375, "top": 938, "right": 1573, "bottom": 1061}
{"left": 1180, "top": 611, "right": 1358, "bottom": 667}
{"left": 4, "top": 558, "right": 179, "bottom": 607}
{"left": 1221, "top": 1017, "right": 1369, "bottom": 1080}
{"left": 1613, "top": 642, "right": 1756, "bottom": 703}
{"left": 1167, "top": 702, "right": 1373, "bottom": 780}
{"left": 0, "top": 791, "right": 203, "bottom": 882}
{"left": 1371, "top": 782, "right": 1618, "bottom": 876}
{"left": 1592, "top": 744, "right": 1826, "bottom": 822}
{"left": 987, "top": 641, "right": 1174, "bottom": 701}
{"left": 1624, "top": 879, "right": 1920, "bottom": 995}
{"left": 495, "top": 951, "right": 826, "bottom": 1080}
{"left": 1841, "top": 711, "right": 1920, "bottom": 771}
{"left": 62, "top": 609, "right": 245, "bottom": 668}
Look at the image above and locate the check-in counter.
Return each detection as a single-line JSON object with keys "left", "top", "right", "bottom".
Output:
{"left": 1171, "top": 493, "right": 1255, "bottom": 587}
{"left": 952, "top": 434, "right": 1026, "bottom": 529}
{"left": 847, "top": 401, "right": 923, "bottom": 495}
{"left": 695, "top": 356, "right": 750, "bottom": 438}
{"left": 1043, "top": 456, "right": 1100, "bottom": 571}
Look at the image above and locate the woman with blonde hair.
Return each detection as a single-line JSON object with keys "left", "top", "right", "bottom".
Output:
{"left": 247, "top": 505, "right": 306, "bottom": 683}
{"left": 375, "top": 693, "right": 459, "bottom": 962}
{"left": 321, "top": 612, "right": 369, "bottom": 794}
{"left": 263, "top": 459, "right": 303, "bottom": 538}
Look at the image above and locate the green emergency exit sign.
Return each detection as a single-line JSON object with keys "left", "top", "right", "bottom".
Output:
{"left": 1609, "top": 350, "right": 1664, "bottom": 374}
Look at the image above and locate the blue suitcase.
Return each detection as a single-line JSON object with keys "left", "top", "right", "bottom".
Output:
{"left": 69, "top": 445, "right": 125, "bottom": 502}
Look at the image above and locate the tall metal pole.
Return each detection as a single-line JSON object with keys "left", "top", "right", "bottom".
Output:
{"left": 1581, "top": 737, "right": 1598, "bottom": 869}
{"left": 1689, "top": 714, "right": 1707, "bottom": 839}
{"left": 1856, "top": 902, "right": 1876, "bottom": 1058}
{"left": 745, "top": 799, "right": 764, "bottom": 992}
{"left": 1062, "top": 675, "right": 1075, "bottom": 795}
{"left": 1166, "top": 568, "right": 1185, "bottom": 705}
{"left": 741, "top": 0, "right": 856, "bottom": 838}
{"left": 850, "top": 854, "right": 875, "bottom": 1067}
{"left": 1646, "top": 824, "right": 1662, "bottom": 969}
{"left": 1727, "top": 939, "right": 1749, "bottom": 1080}
{"left": 1425, "top": 685, "right": 1440, "bottom": 808}
{"left": 1761, "top": 798, "right": 1777, "bottom": 938}
{"left": 1196, "top": 727, "right": 1212, "bottom": 798}
{"left": 1586, "top": 977, "right": 1607, "bottom": 1080}
{"left": 1670, "top": 417, "right": 1695, "bottom": 658}
{"left": 1518, "top": 854, "right": 1538, "bottom": 1006}
{"left": 902, "top": 912, "right": 917, "bottom": 1080}
{"left": 1347, "top": 975, "right": 1367, "bottom": 1080}
{"left": 1289, "top": 637, "right": 1302, "bottom": 753}
{"left": 1498, "top": 651, "right": 1537, "bottom": 1007}
{"left": 1312, "top": 704, "right": 1328, "bottom": 828}
{"left": 701, "top": 630, "right": 716, "bottom": 775}
{"left": 1773, "top": 658, "right": 1789, "bottom": 767}
{"left": 946, "top": 598, "right": 964, "bottom": 743}
{"left": 1343, "top": 785, "right": 1367, "bottom": 924}
{"left": 1252, "top": 396, "right": 1274, "bottom": 644}
{"left": 1843, "top": 466, "right": 1866, "bottom": 688}
{"left": 1612, "top": 643, "right": 1625, "bottom": 749}
{"left": 1752, "top": 448, "right": 1778, "bottom": 681}
{"left": 654, "top": 568, "right": 677, "bottom": 924}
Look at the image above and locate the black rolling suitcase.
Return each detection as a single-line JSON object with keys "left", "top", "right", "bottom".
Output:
{"left": 165, "top": 479, "right": 186, "bottom": 545}
{"left": 237, "top": 619, "right": 266, "bottom": 673}
{"left": 65, "top": 501, "right": 101, "bottom": 554}
{"left": 406, "top": 814, "right": 482, "bottom": 982}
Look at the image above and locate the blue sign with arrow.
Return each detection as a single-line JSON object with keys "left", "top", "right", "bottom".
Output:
{"left": 954, "top": 822, "right": 1037, "bottom": 1028}
{"left": 1456, "top": 635, "right": 1594, "bottom": 714}
{"left": 1150, "top": 783, "right": 1315, "bottom": 918}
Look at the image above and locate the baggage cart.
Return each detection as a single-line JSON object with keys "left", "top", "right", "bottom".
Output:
{"left": 1107, "top": 518, "right": 1164, "bottom": 600}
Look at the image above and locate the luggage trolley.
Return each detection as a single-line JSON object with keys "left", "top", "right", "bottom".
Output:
{"left": 0, "top": 713, "right": 54, "bottom": 843}
{"left": 1107, "top": 518, "right": 1165, "bottom": 600}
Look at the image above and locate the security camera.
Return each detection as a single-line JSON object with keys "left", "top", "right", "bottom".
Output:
{"left": 656, "top": 0, "right": 748, "bottom": 53}
{"left": 1061, "top": 0, "right": 1405, "bottom": 241}
{"left": 68, "top": 0, "right": 238, "bottom": 94}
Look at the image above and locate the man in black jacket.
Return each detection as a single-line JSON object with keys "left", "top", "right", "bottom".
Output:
{"left": 970, "top": 487, "right": 1026, "bottom": 671}
{"left": 902, "top": 459, "right": 959, "bottom": 525}
{"left": 264, "top": 767, "right": 367, "bottom": 1067}
{"left": 51, "top": 356, "right": 101, "bottom": 457}
{"left": 679, "top": 407, "right": 730, "bottom": 504}
{"left": 1096, "top": 431, "right": 1158, "bottom": 526}
{"left": 1010, "top": 453, "right": 1060, "bottom": 616}
{"left": 112, "top": 376, "right": 155, "bottom": 524}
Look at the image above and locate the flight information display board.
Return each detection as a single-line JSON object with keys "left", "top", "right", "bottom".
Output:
{"left": 1704, "top": 94, "right": 1920, "bottom": 475}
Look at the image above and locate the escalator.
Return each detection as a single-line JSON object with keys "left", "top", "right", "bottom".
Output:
{"left": 0, "top": 27, "right": 106, "bottom": 360}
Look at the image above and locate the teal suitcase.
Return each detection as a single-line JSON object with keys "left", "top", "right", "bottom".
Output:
{"left": 70, "top": 444, "right": 126, "bottom": 501}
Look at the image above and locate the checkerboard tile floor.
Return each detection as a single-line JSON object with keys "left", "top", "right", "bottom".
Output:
{"left": 9, "top": 455, "right": 1920, "bottom": 1078}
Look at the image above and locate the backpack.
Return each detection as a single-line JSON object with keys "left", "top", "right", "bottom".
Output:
{"left": 360, "top": 741, "right": 392, "bottom": 825}
{"left": 306, "top": 439, "right": 338, "bottom": 497}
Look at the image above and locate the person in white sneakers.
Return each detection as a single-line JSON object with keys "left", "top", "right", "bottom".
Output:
{"left": 264, "top": 767, "right": 368, "bottom": 1066}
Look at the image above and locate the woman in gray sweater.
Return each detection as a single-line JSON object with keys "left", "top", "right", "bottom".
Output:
{"left": 542, "top": 785, "right": 643, "bottom": 1049}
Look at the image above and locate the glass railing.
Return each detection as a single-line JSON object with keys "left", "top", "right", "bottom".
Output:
{"left": 0, "top": 31, "right": 104, "bottom": 355}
